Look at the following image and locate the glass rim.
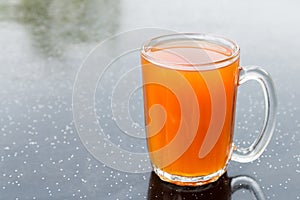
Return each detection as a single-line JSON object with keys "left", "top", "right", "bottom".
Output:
{"left": 141, "top": 33, "right": 240, "bottom": 71}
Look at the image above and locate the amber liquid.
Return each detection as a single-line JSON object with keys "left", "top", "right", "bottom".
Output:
{"left": 142, "top": 42, "right": 240, "bottom": 177}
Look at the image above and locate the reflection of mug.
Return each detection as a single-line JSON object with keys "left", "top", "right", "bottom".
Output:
{"left": 141, "top": 33, "right": 277, "bottom": 186}
{"left": 147, "top": 172, "right": 266, "bottom": 200}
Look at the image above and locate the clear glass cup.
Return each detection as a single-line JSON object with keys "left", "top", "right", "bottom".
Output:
{"left": 141, "top": 33, "right": 277, "bottom": 186}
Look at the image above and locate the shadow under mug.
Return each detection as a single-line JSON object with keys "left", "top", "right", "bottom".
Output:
{"left": 141, "top": 33, "right": 277, "bottom": 186}
{"left": 148, "top": 172, "right": 266, "bottom": 200}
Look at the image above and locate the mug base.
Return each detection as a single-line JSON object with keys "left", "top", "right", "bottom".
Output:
{"left": 153, "top": 165, "right": 227, "bottom": 186}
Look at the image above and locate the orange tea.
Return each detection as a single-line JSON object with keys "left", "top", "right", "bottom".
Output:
{"left": 141, "top": 33, "right": 277, "bottom": 186}
{"left": 141, "top": 38, "right": 239, "bottom": 182}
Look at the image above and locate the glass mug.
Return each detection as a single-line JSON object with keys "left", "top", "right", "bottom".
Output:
{"left": 140, "top": 33, "right": 277, "bottom": 186}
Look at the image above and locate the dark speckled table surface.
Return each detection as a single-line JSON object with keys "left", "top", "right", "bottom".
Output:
{"left": 0, "top": 0, "right": 299, "bottom": 199}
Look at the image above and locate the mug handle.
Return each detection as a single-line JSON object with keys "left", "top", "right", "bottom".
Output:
{"left": 231, "top": 66, "right": 277, "bottom": 163}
